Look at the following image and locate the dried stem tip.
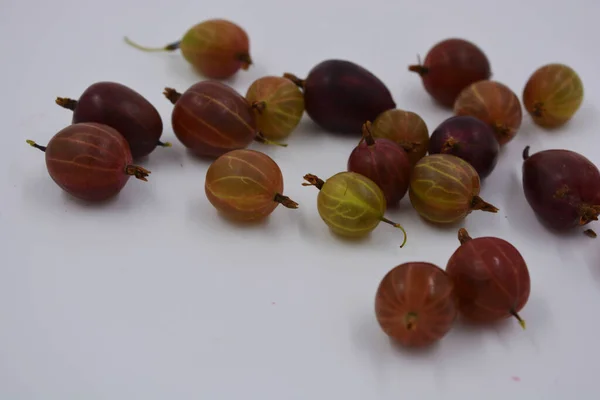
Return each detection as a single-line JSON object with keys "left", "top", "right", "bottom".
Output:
{"left": 157, "top": 141, "right": 172, "bottom": 147}
{"left": 404, "top": 312, "right": 418, "bottom": 331}
{"left": 471, "top": 196, "right": 499, "bottom": 213}
{"left": 302, "top": 174, "right": 325, "bottom": 190}
{"left": 584, "top": 229, "right": 597, "bottom": 238}
{"left": 252, "top": 101, "right": 267, "bottom": 113}
{"left": 26, "top": 140, "right": 47, "bottom": 152}
{"left": 522, "top": 146, "right": 531, "bottom": 160}
{"left": 380, "top": 217, "right": 408, "bottom": 248}
{"left": 254, "top": 132, "right": 287, "bottom": 147}
{"left": 125, "top": 165, "right": 151, "bottom": 181}
{"left": 283, "top": 73, "right": 305, "bottom": 89}
{"left": 361, "top": 121, "right": 375, "bottom": 146}
{"left": 511, "top": 310, "right": 526, "bottom": 330}
{"left": 457, "top": 228, "right": 472, "bottom": 244}
{"left": 163, "top": 88, "right": 182, "bottom": 104}
{"left": 237, "top": 53, "right": 253, "bottom": 69}
{"left": 123, "top": 37, "right": 181, "bottom": 52}
{"left": 56, "top": 97, "right": 78, "bottom": 111}
{"left": 408, "top": 56, "right": 428, "bottom": 75}
{"left": 274, "top": 193, "right": 299, "bottom": 209}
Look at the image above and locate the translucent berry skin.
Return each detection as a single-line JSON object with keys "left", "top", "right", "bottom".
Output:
{"left": 347, "top": 136, "right": 411, "bottom": 207}
{"left": 409, "top": 154, "right": 498, "bottom": 224}
{"left": 180, "top": 19, "right": 251, "bottom": 80}
{"left": 205, "top": 149, "right": 292, "bottom": 221}
{"left": 43, "top": 123, "right": 140, "bottom": 201}
{"left": 454, "top": 80, "right": 522, "bottom": 145}
{"left": 295, "top": 60, "right": 395, "bottom": 134}
{"left": 316, "top": 171, "right": 387, "bottom": 237}
{"left": 64, "top": 82, "right": 164, "bottom": 159}
{"left": 428, "top": 116, "right": 499, "bottom": 179}
{"left": 522, "top": 63, "right": 584, "bottom": 128}
{"left": 370, "top": 109, "right": 429, "bottom": 167}
{"left": 409, "top": 38, "right": 491, "bottom": 108}
{"left": 169, "top": 81, "right": 256, "bottom": 158}
{"left": 375, "top": 262, "right": 458, "bottom": 348}
{"left": 245, "top": 76, "right": 304, "bottom": 140}
{"left": 446, "top": 229, "right": 530, "bottom": 325}
{"left": 522, "top": 147, "right": 600, "bottom": 231}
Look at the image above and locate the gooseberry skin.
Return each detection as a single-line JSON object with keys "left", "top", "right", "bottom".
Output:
{"left": 522, "top": 63, "right": 584, "bottom": 128}
{"left": 370, "top": 109, "right": 429, "bottom": 167}
{"left": 284, "top": 60, "right": 396, "bottom": 134}
{"left": 446, "top": 228, "right": 530, "bottom": 327}
{"left": 55, "top": 81, "right": 166, "bottom": 159}
{"left": 409, "top": 38, "right": 491, "bottom": 108}
{"left": 375, "top": 262, "right": 458, "bottom": 348}
{"left": 428, "top": 115, "right": 499, "bottom": 179}
{"left": 454, "top": 80, "right": 522, "bottom": 145}
{"left": 205, "top": 149, "right": 298, "bottom": 221}
{"left": 164, "top": 81, "right": 257, "bottom": 158}
{"left": 125, "top": 19, "right": 251, "bottom": 80}
{"left": 245, "top": 76, "right": 305, "bottom": 140}
{"left": 347, "top": 123, "right": 411, "bottom": 207}
{"left": 303, "top": 172, "right": 407, "bottom": 247}
{"left": 522, "top": 146, "right": 600, "bottom": 231}
{"left": 26, "top": 123, "right": 150, "bottom": 202}
{"left": 409, "top": 154, "right": 498, "bottom": 224}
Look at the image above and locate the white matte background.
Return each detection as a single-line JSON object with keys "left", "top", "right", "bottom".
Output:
{"left": 1, "top": 0, "right": 600, "bottom": 398}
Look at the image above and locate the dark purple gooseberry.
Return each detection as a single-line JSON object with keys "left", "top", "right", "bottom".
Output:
{"left": 347, "top": 122, "right": 411, "bottom": 207}
{"left": 56, "top": 81, "right": 168, "bottom": 159}
{"left": 428, "top": 116, "right": 499, "bottom": 179}
{"left": 522, "top": 146, "right": 600, "bottom": 232}
{"left": 284, "top": 59, "right": 396, "bottom": 134}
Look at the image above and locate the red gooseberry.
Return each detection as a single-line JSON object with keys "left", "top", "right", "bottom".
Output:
{"left": 124, "top": 19, "right": 252, "bottom": 80}
{"left": 26, "top": 123, "right": 150, "bottom": 201}
{"left": 446, "top": 228, "right": 530, "bottom": 328}
{"left": 205, "top": 149, "right": 298, "bottom": 221}
{"left": 375, "top": 262, "right": 458, "bottom": 347}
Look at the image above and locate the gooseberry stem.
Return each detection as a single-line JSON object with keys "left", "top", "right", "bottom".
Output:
{"left": 522, "top": 146, "right": 531, "bottom": 160}
{"left": 404, "top": 312, "right": 418, "bottom": 331}
{"left": 510, "top": 309, "right": 526, "bottom": 330}
{"left": 163, "top": 88, "right": 182, "bottom": 104}
{"left": 157, "top": 141, "right": 172, "bottom": 147}
{"left": 123, "top": 37, "right": 181, "bottom": 52}
{"left": 578, "top": 204, "right": 600, "bottom": 225}
{"left": 302, "top": 174, "right": 324, "bottom": 190}
{"left": 380, "top": 216, "right": 408, "bottom": 248}
{"left": 494, "top": 122, "right": 511, "bottom": 138}
{"left": 441, "top": 137, "right": 459, "bottom": 153}
{"left": 408, "top": 55, "right": 428, "bottom": 75}
{"left": 532, "top": 102, "right": 545, "bottom": 118}
{"left": 471, "top": 196, "right": 499, "bottom": 213}
{"left": 236, "top": 53, "right": 253, "bottom": 69}
{"left": 254, "top": 132, "right": 288, "bottom": 147}
{"left": 399, "top": 141, "right": 422, "bottom": 153}
{"left": 125, "top": 165, "right": 151, "bottom": 181}
{"left": 584, "top": 229, "right": 597, "bottom": 238}
{"left": 361, "top": 121, "right": 376, "bottom": 146}
{"left": 283, "top": 73, "right": 305, "bottom": 89}
{"left": 55, "top": 97, "right": 78, "bottom": 111}
{"left": 252, "top": 101, "right": 267, "bottom": 113}
{"left": 457, "top": 228, "right": 472, "bottom": 244}
{"left": 274, "top": 193, "right": 299, "bottom": 209}
{"left": 26, "top": 140, "right": 46, "bottom": 152}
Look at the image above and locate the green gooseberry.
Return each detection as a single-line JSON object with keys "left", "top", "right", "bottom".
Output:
{"left": 303, "top": 172, "right": 407, "bottom": 247}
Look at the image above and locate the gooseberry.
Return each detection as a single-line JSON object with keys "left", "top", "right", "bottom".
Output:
{"left": 428, "top": 115, "right": 499, "bottom": 179}
{"left": 347, "top": 122, "right": 411, "bottom": 207}
{"left": 522, "top": 146, "right": 600, "bottom": 231}
{"left": 454, "top": 80, "right": 522, "bottom": 145}
{"left": 302, "top": 172, "right": 407, "bottom": 247}
{"left": 124, "top": 19, "right": 251, "bottom": 80}
{"left": 375, "top": 262, "right": 458, "bottom": 347}
{"left": 446, "top": 228, "right": 530, "bottom": 329}
{"left": 164, "top": 81, "right": 283, "bottom": 158}
{"left": 522, "top": 63, "right": 584, "bottom": 128}
{"left": 55, "top": 81, "right": 169, "bottom": 159}
{"left": 205, "top": 149, "right": 298, "bottom": 221}
{"left": 409, "top": 154, "right": 498, "bottom": 224}
{"left": 409, "top": 38, "right": 491, "bottom": 108}
{"left": 284, "top": 59, "right": 395, "bottom": 134}
{"left": 245, "top": 76, "right": 305, "bottom": 140}
{"left": 369, "top": 109, "right": 429, "bottom": 167}
{"left": 26, "top": 123, "right": 150, "bottom": 201}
